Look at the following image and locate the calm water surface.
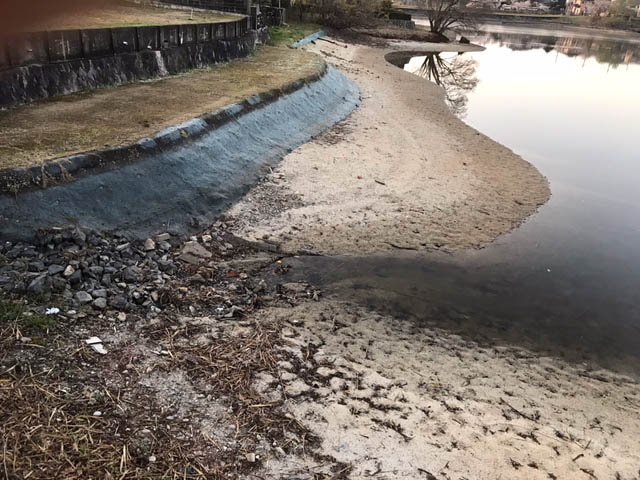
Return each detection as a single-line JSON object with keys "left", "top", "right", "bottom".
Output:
{"left": 284, "top": 27, "right": 640, "bottom": 376}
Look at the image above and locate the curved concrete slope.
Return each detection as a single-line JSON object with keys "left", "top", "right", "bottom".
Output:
{"left": 0, "top": 66, "right": 359, "bottom": 241}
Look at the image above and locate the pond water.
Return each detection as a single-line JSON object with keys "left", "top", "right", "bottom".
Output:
{"left": 283, "top": 26, "right": 640, "bottom": 377}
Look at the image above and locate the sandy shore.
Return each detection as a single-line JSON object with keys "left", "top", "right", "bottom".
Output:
{"left": 227, "top": 38, "right": 640, "bottom": 479}
{"left": 257, "top": 298, "right": 640, "bottom": 480}
{"left": 228, "top": 39, "right": 550, "bottom": 254}
{"left": 2, "top": 33, "right": 638, "bottom": 479}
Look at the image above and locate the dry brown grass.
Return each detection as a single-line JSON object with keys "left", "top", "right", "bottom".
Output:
{"left": 0, "top": 243, "right": 329, "bottom": 479}
{"left": 16, "top": 1, "right": 236, "bottom": 33}
{"left": 0, "top": 46, "right": 324, "bottom": 170}
{"left": 158, "top": 319, "right": 316, "bottom": 452}
{"left": 0, "top": 304, "right": 315, "bottom": 479}
{"left": 0, "top": 304, "right": 207, "bottom": 479}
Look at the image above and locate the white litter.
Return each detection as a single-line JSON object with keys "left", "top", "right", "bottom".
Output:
{"left": 85, "top": 337, "right": 108, "bottom": 355}
{"left": 45, "top": 307, "right": 60, "bottom": 315}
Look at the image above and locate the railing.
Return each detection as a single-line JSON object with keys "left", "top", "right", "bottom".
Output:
{"left": 0, "top": 18, "right": 249, "bottom": 71}
{"left": 157, "top": 0, "right": 285, "bottom": 27}
{"left": 158, "top": 0, "right": 249, "bottom": 14}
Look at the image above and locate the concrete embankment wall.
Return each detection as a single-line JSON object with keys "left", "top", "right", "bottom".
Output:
{"left": 0, "top": 20, "right": 263, "bottom": 109}
{"left": 0, "top": 66, "right": 360, "bottom": 241}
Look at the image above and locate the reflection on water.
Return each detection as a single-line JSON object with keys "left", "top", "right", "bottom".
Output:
{"left": 413, "top": 53, "right": 478, "bottom": 116}
{"left": 472, "top": 30, "right": 640, "bottom": 67}
{"left": 290, "top": 28, "right": 640, "bottom": 377}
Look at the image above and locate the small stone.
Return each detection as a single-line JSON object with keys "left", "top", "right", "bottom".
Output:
{"left": 144, "top": 238, "right": 156, "bottom": 251}
{"left": 330, "top": 377, "right": 346, "bottom": 392}
{"left": 92, "top": 289, "right": 107, "bottom": 298}
{"left": 117, "top": 312, "right": 127, "bottom": 321}
{"left": 245, "top": 453, "right": 256, "bottom": 463}
{"left": 181, "top": 241, "right": 212, "bottom": 259}
{"left": 47, "top": 264, "right": 65, "bottom": 275}
{"left": 281, "top": 327, "right": 297, "bottom": 338}
{"left": 72, "top": 228, "right": 87, "bottom": 245}
{"left": 110, "top": 295, "right": 129, "bottom": 311}
{"left": 88, "top": 266, "right": 104, "bottom": 277}
{"left": 92, "top": 297, "right": 107, "bottom": 310}
{"left": 28, "top": 261, "right": 45, "bottom": 272}
{"left": 75, "top": 291, "right": 93, "bottom": 304}
{"left": 148, "top": 455, "right": 157, "bottom": 463}
{"left": 63, "top": 265, "right": 75, "bottom": 277}
{"left": 179, "top": 253, "right": 201, "bottom": 266}
{"left": 51, "top": 277, "right": 67, "bottom": 292}
{"left": 27, "top": 274, "right": 51, "bottom": 294}
{"left": 122, "top": 266, "right": 141, "bottom": 283}
{"left": 156, "top": 233, "right": 171, "bottom": 242}
{"left": 115, "top": 243, "right": 130, "bottom": 251}
{"left": 201, "top": 234, "right": 213, "bottom": 243}
{"left": 68, "top": 270, "right": 82, "bottom": 285}
{"left": 157, "top": 259, "right": 174, "bottom": 271}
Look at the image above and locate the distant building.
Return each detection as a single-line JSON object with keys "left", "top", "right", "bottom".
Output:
{"left": 566, "top": 0, "right": 610, "bottom": 15}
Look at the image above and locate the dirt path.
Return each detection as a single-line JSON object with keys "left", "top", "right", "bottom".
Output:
{"left": 228, "top": 39, "right": 550, "bottom": 254}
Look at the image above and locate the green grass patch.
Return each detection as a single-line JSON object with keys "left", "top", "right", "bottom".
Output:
{"left": 0, "top": 299, "right": 56, "bottom": 332}
{"left": 268, "top": 22, "right": 322, "bottom": 47}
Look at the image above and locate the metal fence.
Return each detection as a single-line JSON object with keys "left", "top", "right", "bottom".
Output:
{"left": 158, "top": 0, "right": 285, "bottom": 26}
{"left": 158, "top": 0, "right": 250, "bottom": 14}
{"left": 0, "top": 18, "right": 248, "bottom": 70}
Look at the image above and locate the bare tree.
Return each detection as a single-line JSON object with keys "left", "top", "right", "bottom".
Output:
{"left": 414, "top": 0, "right": 471, "bottom": 36}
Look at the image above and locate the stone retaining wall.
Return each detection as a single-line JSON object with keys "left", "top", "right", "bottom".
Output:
{"left": 0, "top": 19, "right": 254, "bottom": 109}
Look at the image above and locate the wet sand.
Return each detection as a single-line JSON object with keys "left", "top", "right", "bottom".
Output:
{"left": 258, "top": 298, "right": 640, "bottom": 480}
{"left": 227, "top": 37, "right": 640, "bottom": 479}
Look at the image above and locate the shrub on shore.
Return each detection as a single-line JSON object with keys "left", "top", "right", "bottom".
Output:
{"left": 289, "top": 0, "right": 392, "bottom": 27}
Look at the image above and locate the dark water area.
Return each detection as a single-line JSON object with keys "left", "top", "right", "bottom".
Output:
{"left": 284, "top": 27, "right": 640, "bottom": 378}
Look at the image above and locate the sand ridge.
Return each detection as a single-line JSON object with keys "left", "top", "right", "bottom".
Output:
{"left": 228, "top": 39, "right": 550, "bottom": 254}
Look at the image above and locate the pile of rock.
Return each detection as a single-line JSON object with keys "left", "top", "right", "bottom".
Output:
{"left": 0, "top": 226, "right": 237, "bottom": 313}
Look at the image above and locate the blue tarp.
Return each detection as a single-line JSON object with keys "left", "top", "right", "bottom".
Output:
{"left": 292, "top": 30, "right": 328, "bottom": 48}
